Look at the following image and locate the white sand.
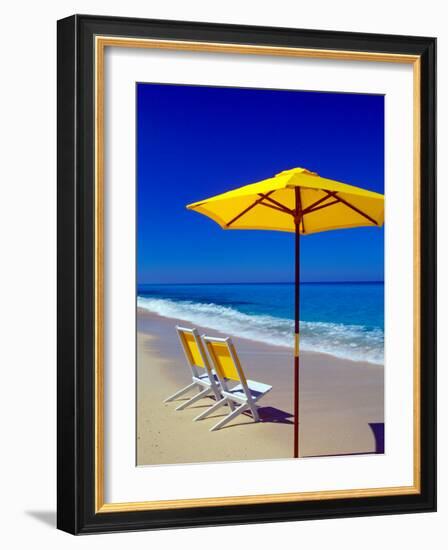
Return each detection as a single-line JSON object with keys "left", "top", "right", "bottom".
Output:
{"left": 137, "top": 308, "right": 384, "bottom": 465}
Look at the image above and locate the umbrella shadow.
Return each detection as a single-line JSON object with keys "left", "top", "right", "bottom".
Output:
{"left": 369, "top": 422, "right": 385, "bottom": 453}
{"left": 302, "top": 422, "right": 385, "bottom": 458}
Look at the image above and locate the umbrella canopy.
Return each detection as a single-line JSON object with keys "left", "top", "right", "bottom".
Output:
{"left": 187, "top": 167, "right": 384, "bottom": 234}
{"left": 187, "top": 167, "right": 384, "bottom": 458}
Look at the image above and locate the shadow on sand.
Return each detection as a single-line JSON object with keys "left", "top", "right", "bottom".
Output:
{"left": 200, "top": 405, "right": 294, "bottom": 429}
{"left": 369, "top": 422, "right": 385, "bottom": 453}
{"left": 302, "top": 422, "right": 385, "bottom": 458}
{"left": 258, "top": 406, "right": 294, "bottom": 425}
{"left": 172, "top": 397, "right": 293, "bottom": 429}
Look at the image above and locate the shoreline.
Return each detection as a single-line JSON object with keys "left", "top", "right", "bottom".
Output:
{"left": 137, "top": 308, "right": 384, "bottom": 466}
{"left": 137, "top": 305, "right": 384, "bottom": 367}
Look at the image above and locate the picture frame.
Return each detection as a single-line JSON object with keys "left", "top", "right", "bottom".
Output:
{"left": 57, "top": 14, "right": 436, "bottom": 534}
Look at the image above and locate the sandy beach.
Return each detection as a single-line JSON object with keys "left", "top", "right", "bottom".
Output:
{"left": 136, "top": 308, "right": 384, "bottom": 466}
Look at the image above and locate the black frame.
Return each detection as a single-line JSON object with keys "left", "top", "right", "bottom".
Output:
{"left": 57, "top": 14, "right": 436, "bottom": 534}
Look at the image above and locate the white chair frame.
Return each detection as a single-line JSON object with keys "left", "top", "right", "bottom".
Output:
{"left": 200, "top": 335, "right": 272, "bottom": 431}
{"left": 164, "top": 327, "right": 222, "bottom": 412}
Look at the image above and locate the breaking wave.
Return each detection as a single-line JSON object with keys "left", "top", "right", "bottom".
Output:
{"left": 137, "top": 296, "right": 384, "bottom": 365}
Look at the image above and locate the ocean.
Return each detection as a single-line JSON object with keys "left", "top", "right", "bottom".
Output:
{"left": 137, "top": 282, "right": 384, "bottom": 365}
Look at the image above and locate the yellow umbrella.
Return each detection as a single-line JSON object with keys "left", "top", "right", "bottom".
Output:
{"left": 187, "top": 167, "right": 384, "bottom": 457}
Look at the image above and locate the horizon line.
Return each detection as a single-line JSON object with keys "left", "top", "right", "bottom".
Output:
{"left": 138, "top": 280, "right": 385, "bottom": 286}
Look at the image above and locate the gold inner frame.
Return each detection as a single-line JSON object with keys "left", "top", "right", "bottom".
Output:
{"left": 94, "top": 36, "right": 421, "bottom": 513}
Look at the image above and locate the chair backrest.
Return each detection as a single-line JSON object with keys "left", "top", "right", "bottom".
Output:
{"left": 202, "top": 336, "right": 248, "bottom": 387}
{"left": 176, "top": 326, "right": 212, "bottom": 379}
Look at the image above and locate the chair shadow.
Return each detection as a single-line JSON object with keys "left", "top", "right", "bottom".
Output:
{"left": 217, "top": 406, "right": 294, "bottom": 429}
{"left": 25, "top": 510, "right": 56, "bottom": 528}
{"left": 258, "top": 406, "right": 294, "bottom": 425}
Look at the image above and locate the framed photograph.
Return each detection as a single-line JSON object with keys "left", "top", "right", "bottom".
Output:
{"left": 57, "top": 15, "right": 436, "bottom": 534}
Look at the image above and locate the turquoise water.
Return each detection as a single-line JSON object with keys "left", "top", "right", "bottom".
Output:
{"left": 137, "top": 282, "right": 384, "bottom": 364}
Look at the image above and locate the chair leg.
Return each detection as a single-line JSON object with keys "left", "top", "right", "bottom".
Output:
{"left": 193, "top": 397, "right": 228, "bottom": 421}
{"left": 250, "top": 403, "right": 260, "bottom": 422}
{"left": 164, "top": 382, "right": 197, "bottom": 403}
{"left": 175, "top": 387, "right": 211, "bottom": 411}
{"left": 210, "top": 403, "right": 249, "bottom": 431}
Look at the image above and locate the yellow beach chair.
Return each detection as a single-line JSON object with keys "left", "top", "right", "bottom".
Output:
{"left": 164, "top": 326, "right": 221, "bottom": 412}
{"left": 200, "top": 336, "right": 272, "bottom": 431}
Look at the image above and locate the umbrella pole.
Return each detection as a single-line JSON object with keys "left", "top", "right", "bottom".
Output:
{"left": 294, "top": 218, "right": 300, "bottom": 458}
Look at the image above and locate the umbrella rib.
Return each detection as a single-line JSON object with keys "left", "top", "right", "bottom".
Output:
{"left": 303, "top": 199, "right": 340, "bottom": 215}
{"left": 258, "top": 194, "right": 295, "bottom": 215}
{"left": 225, "top": 188, "right": 377, "bottom": 228}
{"left": 335, "top": 193, "right": 379, "bottom": 225}
{"left": 301, "top": 192, "right": 336, "bottom": 215}
{"left": 259, "top": 202, "right": 291, "bottom": 215}
{"left": 225, "top": 191, "right": 275, "bottom": 227}
{"left": 304, "top": 190, "right": 379, "bottom": 226}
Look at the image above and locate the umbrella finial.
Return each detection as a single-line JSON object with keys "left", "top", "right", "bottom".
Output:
{"left": 276, "top": 167, "right": 319, "bottom": 178}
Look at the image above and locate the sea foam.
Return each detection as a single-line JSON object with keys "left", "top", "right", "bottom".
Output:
{"left": 137, "top": 296, "right": 384, "bottom": 365}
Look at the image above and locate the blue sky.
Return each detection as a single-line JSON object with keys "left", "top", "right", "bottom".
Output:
{"left": 137, "top": 83, "right": 384, "bottom": 284}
